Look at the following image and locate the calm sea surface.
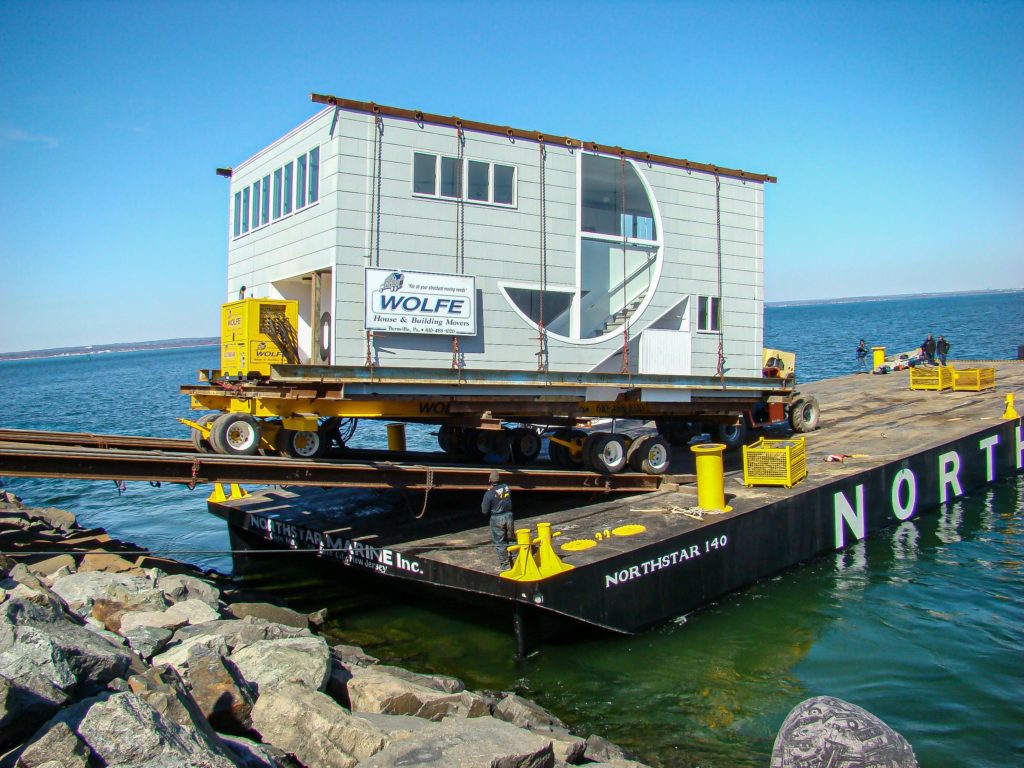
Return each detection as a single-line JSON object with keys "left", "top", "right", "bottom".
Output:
{"left": 2, "top": 291, "right": 1022, "bottom": 767}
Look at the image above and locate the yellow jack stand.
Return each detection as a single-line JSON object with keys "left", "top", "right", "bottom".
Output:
{"left": 533, "top": 522, "right": 573, "bottom": 578}
{"left": 1003, "top": 393, "right": 1020, "bottom": 420}
{"left": 207, "top": 483, "right": 249, "bottom": 503}
{"left": 500, "top": 528, "right": 544, "bottom": 581}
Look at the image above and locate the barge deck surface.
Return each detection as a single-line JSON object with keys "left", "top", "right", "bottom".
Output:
{"left": 212, "top": 362, "right": 1024, "bottom": 639}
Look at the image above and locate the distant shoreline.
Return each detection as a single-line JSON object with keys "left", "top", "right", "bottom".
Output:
{"left": 0, "top": 338, "right": 218, "bottom": 363}
{"left": 765, "top": 288, "right": 1021, "bottom": 308}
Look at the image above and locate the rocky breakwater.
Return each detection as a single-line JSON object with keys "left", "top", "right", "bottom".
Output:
{"left": 0, "top": 499, "right": 650, "bottom": 768}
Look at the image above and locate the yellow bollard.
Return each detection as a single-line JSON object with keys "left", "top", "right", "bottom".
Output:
{"left": 386, "top": 423, "right": 407, "bottom": 451}
{"left": 533, "top": 522, "right": 573, "bottom": 578}
{"left": 691, "top": 443, "right": 731, "bottom": 512}
{"left": 501, "top": 528, "right": 544, "bottom": 581}
{"left": 871, "top": 346, "right": 886, "bottom": 371}
{"left": 1003, "top": 393, "right": 1020, "bottom": 420}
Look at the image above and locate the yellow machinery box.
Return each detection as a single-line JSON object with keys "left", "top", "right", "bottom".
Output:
{"left": 909, "top": 365, "right": 954, "bottom": 391}
{"left": 742, "top": 436, "right": 807, "bottom": 488}
{"left": 951, "top": 367, "right": 996, "bottom": 392}
{"left": 220, "top": 298, "right": 299, "bottom": 377}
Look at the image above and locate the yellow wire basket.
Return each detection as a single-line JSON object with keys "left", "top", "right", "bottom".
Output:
{"left": 742, "top": 437, "right": 807, "bottom": 488}
{"left": 951, "top": 367, "right": 995, "bottom": 391}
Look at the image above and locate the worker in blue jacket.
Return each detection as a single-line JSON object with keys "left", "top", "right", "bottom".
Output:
{"left": 481, "top": 470, "right": 513, "bottom": 570}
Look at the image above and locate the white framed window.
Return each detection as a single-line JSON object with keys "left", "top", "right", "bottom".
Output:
{"left": 697, "top": 295, "right": 721, "bottom": 332}
{"left": 283, "top": 162, "right": 294, "bottom": 215}
{"left": 296, "top": 154, "right": 307, "bottom": 209}
{"left": 412, "top": 152, "right": 516, "bottom": 207}
{"left": 260, "top": 175, "right": 270, "bottom": 226}
{"left": 251, "top": 182, "right": 261, "bottom": 229}
{"left": 308, "top": 146, "right": 319, "bottom": 203}
{"left": 231, "top": 146, "right": 319, "bottom": 239}
{"left": 272, "top": 168, "right": 283, "bottom": 220}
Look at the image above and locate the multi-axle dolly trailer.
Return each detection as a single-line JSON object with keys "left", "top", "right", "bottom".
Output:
{"left": 181, "top": 301, "right": 817, "bottom": 474}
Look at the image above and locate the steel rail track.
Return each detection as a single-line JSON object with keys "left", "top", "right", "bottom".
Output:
{"left": 0, "top": 428, "right": 193, "bottom": 452}
{"left": 0, "top": 439, "right": 661, "bottom": 494}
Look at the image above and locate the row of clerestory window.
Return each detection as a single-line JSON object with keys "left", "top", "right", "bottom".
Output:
{"left": 233, "top": 146, "right": 320, "bottom": 238}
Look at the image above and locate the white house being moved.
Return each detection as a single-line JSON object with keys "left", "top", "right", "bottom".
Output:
{"left": 223, "top": 94, "right": 775, "bottom": 381}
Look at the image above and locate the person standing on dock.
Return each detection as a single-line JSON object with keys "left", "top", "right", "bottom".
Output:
{"left": 481, "top": 470, "right": 513, "bottom": 571}
{"left": 856, "top": 339, "right": 869, "bottom": 373}
{"left": 921, "top": 333, "right": 936, "bottom": 364}
{"left": 937, "top": 335, "right": 951, "bottom": 365}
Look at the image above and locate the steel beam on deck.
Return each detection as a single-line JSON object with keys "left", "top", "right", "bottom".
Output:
{"left": 0, "top": 442, "right": 660, "bottom": 493}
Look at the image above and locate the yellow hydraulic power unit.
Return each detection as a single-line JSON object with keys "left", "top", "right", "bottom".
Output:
{"left": 220, "top": 298, "right": 300, "bottom": 377}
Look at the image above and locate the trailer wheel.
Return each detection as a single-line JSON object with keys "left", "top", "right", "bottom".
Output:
{"left": 510, "top": 427, "right": 541, "bottom": 464}
{"left": 629, "top": 435, "right": 671, "bottom": 475}
{"left": 790, "top": 396, "right": 820, "bottom": 433}
{"left": 713, "top": 420, "right": 749, "bottom": 452}
{"left": 586, "top": 433, "right": 628, "bottom": 474}
{"left": 276, "top": 428, "right": 326, "bottom": 459}
{"left": 437, "top": 425, "right": 455, "bottom": 454}
{"left": 655, "top": 418, "right": 693, "bottom": 446}
{"left": 210, "top": 414, "right": 261, "bottom": 456}
{"left": 549, "top": 429, "right": 585, "bottom": 468}
{"left": 191, "top": 413, "right": 219, "bottom": 454}
{"left": 456, "top": 428, "right": 484, "bottom": 460}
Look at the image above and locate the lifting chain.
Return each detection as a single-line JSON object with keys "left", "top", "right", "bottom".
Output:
{"left": 187, "top": 458, "right": 200, "bottom": 490}
{"left": 536, "top": 139, "right": 548, "bottom": 372}
{"left": 451, "top": 125, "right": 466, "bottom": 372}
{"left": 370, "top": 112, "right": 384, "bottom": 266}
{"left": 715, "top": 174, "right": 725, "bottom": 384}
{"left": 364, "top": 329, "right": 375, "bottom": 374}
{"left": 620, "top": 154, "right": 630, "bottom": 375}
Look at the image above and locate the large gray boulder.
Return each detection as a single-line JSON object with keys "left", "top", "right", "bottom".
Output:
{"left": 14, "top": 720, "right": 91, "bottom": 768}
{"left": 50, "top": 570, "right": 165, "bottom": 614}
{"left": 494, "top": 693, "right": 567, "bottom": 731}
{"left": 345, "top": 664, "right": 487, "bottom": 721}
{"left": 158, "top": 573, "right": 222, "bottom": 609}
{"left": 584, "top": 734, "right": 634, "bottom": 763}
{"left": 0, "top": 671, "right": 67, "bottom": 750}
{"left": 230, "top": 636, "right": 331, "bottom": 694}
{"left": 122, "top": 625, "right": 174, "bottom": 660}
{"left": 187, "top": 643, "right": 256, "bottom": 735}
{"left": 220, "top": 733, "right": 298, "bottom": 768}
{"left": 374, "top": 664, "right": 464, "bottom": 694}
{"left": 0, "top": 596, "right": 134, "bottom": 698}
{"left": 250, "top": 681, "right": 389, "bottom": 768}
{"left": 26, "top": 554, "right": 77, "bottom": 578}
{"left": 152, "top": 617, "right": 310, "bottom": 672}
{"left": 771, "top": 696, "right": 918, "bottom": 768}
{"left": 225, "top": 602, "right": 308, "bottom": 629}
{"left": 358, "top": 715, "right": 556, "bottom": 768}
{"left": 25, "top": 507, "right": 77, "bottom": 531}
{"left": 127, "top": 665, "right": 238, "bottom": 763}
{"left": 75, "top": 691, "right": 238, "bottom": 767}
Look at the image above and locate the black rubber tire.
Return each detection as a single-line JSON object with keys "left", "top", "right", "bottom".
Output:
{"left": 553, "top": 429, "right": 587, "bottom": 468}
{"left": 276, "top": 428, "right": 326, "bottom": 459}
{"left": 456, "top": 427, "right": 484, "bottom": 460}
{"left": 713, "top": 420, "right": 749, "bottom": 452}
{"left": 629, "top": 434, "right": 671, "bottom": 474}
{"left": 191, "top": 413, "right": 219, "bottom": 454}
{"left": 655, "top": 418, "right": 693, "bottom": 447}
{"left": 437, "top": 425, "right": 453, "bottom": 454}
{"left": 587, "top": 433, "right": 629, "bottom": 474}
{"left": 510, "top": 427, "right": 542, "bottom": 464}
{"left": 548, "top": 430, "right": 570, "bottom": 467}
{"left": 790, "top": 396, "right": 820, "bottom": 433}
{"left": 210, "top": 414, "right": 261, "bottom": 456}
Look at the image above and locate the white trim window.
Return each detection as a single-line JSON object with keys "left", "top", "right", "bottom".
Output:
{"left": 412, "top": 151, "right": 516, "bottom": 207}
{"left": 697, "top": 295, "right": 721, "bottom": 332}
{"left": 231, "top": 145, "right": 320, "bottom": 239}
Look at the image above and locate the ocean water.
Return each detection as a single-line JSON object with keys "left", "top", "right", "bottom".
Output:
{"left": 1, "top": 290, "right": 1022, "bottom": 767}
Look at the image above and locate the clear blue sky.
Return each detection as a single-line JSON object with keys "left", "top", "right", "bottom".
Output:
{"left": 1, "top": 0, "right": 1021, "bottom": 353}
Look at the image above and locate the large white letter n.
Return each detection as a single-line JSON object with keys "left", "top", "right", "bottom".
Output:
{"left": 834, "top": 484, "right": 866, "bottom": 549}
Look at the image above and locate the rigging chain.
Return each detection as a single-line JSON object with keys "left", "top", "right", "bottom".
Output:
{"left": 536, "top": 139, "right": 548, "bottom": 372}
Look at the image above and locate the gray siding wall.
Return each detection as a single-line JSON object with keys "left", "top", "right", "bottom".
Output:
{"left": 225, "top": 106, "right": 766, "bottom": 378}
